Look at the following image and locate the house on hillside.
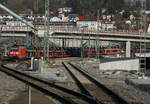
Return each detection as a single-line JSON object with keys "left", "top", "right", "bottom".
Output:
{"left": 76, "top": 20, "right": 116, "bottom": 31}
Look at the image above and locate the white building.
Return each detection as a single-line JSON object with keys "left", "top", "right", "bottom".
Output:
{"left": 77, "top": 20, "right": 99, "bottom": 30}
{"left": 58, "top": 7, "right": 72, "bottom": 13}
{"left": 0, "top": 14, "right": 14, "bottom": 20}
{"left": 101, "top": 21, "right": 115, "bottom": 30}
{"left": 6, "top": 21, "right": 32, "bottom": 26}
{"left": 77, "top": 20, "right": 115, "bottom": 31}
{"left": 50, "top": 17, "right": 61, "bottom": 22}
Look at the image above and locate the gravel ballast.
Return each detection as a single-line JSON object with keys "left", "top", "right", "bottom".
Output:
{"left": 0, "top": 71, "right": 26, "bottom": 104}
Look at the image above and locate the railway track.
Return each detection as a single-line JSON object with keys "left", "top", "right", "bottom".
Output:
{"left": 0, "top": 57, "right": 130, "bottom": 104}
{"left": 0, "top": 62, "right": 105, "bottom": 104}
{"left": 0, "top": 65, "right": 77, "bottom": 104}
{"left": 62, "top": 62, "right": 130, "bottom": 104}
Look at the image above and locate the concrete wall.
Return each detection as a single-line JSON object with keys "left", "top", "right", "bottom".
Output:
{"left": 135, "top": 53, "right": 150, "bottom": 57}
{"left": 99, "top": 58, "right": 139, "bottom": 71}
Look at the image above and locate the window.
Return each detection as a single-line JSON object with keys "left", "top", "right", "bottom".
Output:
{"left": 10, "top": 48, "right": 18, "bottom": 51}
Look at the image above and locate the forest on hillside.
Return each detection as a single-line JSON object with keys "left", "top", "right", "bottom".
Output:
{"left": 0, "top": 0, "right": 150, "bottom": 15}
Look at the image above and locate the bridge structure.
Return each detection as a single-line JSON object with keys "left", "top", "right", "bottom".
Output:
{"left": 38, "top": 26, "right": 150, "bottom": 58}
{"left": 1, "top": 25, "right": 150, "bottom": 57}
{"left": 0, "top": 25, "right": 33, "bottom": 37}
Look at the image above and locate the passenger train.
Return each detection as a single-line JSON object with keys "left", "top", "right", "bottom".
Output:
{"left": 7, "top": 45, "right": 150, "bottom": 58}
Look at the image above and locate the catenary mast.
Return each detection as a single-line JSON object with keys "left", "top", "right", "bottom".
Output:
{"left": 44, "top": 0, "right": 50, "bottom": 61}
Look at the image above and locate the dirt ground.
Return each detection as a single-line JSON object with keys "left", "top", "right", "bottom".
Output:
{"left": 0, "top": 71, "right": 55, "bottom": 104}
{"left": 74, "top": 60, "right": 150, "bottom": 104}
{"left": 9, "top": 89, "right": 55, "bottom": 104}
{"left": 1, "top": 58, "right": 150, "bottom": 104}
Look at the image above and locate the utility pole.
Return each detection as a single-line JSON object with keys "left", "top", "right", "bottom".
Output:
{"left": 97, "top": 9, "right": 101, "bottom": 70}
{"left": 81, "top": 28, "right": 84, "bottom": 60}
{"left": 44, "top": 0, "right": 50, "bottom": 61}
{"left": 80, "top": 25, "right": 88, "bottom": 67}
{"left": 139, "top": 0, "right": 146, "bottom": 75}
{"left": 96, "top": 9, "right": 100, "bottom": 60}
{"left": 28, "top": 86, "right": 31, "bottom": 104}
{"left": 34, "top": 0, "right": 39, "bottom": 14}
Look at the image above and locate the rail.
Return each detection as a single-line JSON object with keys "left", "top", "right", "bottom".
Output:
{"left": 0, "top": 65, "right": 76, "bottom": 104}
{"left": 68, "top": 62, "right": 130, "bottom": 104}
{"left": 0, "top": 63, "right": 103, "bottom": 104}
{"left": 62, "top": 62, "right": 103, "bottom": 104}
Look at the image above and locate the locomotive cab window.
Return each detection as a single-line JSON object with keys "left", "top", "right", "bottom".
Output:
{"left": 10, "top": 48, "right": 18, "bottom": 51}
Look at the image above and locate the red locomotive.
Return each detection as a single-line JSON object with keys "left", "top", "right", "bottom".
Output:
{"left": 8, "top": 46, "right": 26, "bottom": 58}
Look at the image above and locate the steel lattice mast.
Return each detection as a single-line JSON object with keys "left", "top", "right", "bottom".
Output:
{"left": 139, "top": 0, "right": 147, "bottom": 74}
{"left": 44, "top": 0, "right": 50, "bottom": 61}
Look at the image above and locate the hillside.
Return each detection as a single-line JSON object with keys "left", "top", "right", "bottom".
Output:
{"left": 0, "top": 0, "right": 150, "bottom": 15}
{"left": 0, "top": 0, "right": 125, "bottom": 14}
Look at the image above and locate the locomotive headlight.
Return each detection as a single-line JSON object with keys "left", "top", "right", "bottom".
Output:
{"left": 10, "top": 52, "right": 13, "bottom": 54}
{"left": 15, "top": 52, "right": 18, "bottom": 54}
